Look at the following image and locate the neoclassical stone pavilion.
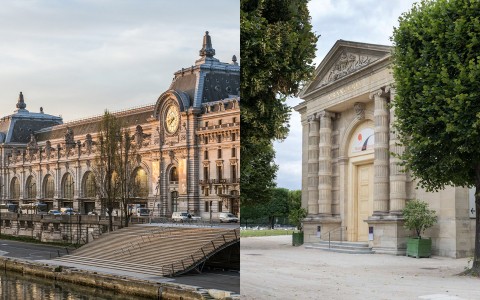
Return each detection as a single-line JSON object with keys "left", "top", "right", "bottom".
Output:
{"left": 0, "top": 32, "right": 240, "bottom": 220}
{"left": 295, "top": 40, "right": 475, "bottom": 257}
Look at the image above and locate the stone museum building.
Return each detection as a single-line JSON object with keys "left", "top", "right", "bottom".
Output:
{"left": 0, "top": 32, "right": 240, "bottom": 221}
{"left": 296, "top": 40, "right": 475, "bottom": 257}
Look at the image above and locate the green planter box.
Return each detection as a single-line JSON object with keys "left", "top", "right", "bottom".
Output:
{"left": 292, "top": 231, "right": 304, "bottom": 246}
{"left": 406, "top": 237, "right": 432, "bottom": 258}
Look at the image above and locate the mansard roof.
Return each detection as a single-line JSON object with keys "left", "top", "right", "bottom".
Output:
{"left": 299, "top": 40, "right": 392, "bottom": 100}
{"left": 167, "top": 31, "right": 240, "bottom": 109}
{"left": 0, "top": 92, "right": 63, "bottom": 144}
{"left": 35, "top": 104, "right": 154, "bottom": 142}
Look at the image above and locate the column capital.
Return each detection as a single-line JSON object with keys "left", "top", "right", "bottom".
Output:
{"left": 384, "top": 85, "right": 395, "bottom": 94}
{"left": 317, "top": 110, "right": 335, "bottom": 120}
{"left": 307, "top": 114, "right": 318, "bottom": 123}
{"left": 369, "top": 89, "right": 387, "bottom": 100}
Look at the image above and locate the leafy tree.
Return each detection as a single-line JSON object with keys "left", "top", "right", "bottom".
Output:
{"left": 288, "top": 190, "right": 306, "bottom": 230}
{"left": 391, "top": 0, "right": 480, "bottom": 273}
{"left": 240, "top": 0, "right": 318, "bottom": 204}
{"left": 264, "top": 187, "right": 290, "bottom": 229}
{"left": 240, "top": 141, "right": 278, "bottom": 205}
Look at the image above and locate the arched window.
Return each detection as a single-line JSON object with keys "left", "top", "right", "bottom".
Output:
{"left": 170, "top": 167, "right": 178, "bottom": 182}
{"left": 83, "top": 172, "right": 96, "bottom": 198}
{"left": 26, "top": 176, "right": 36, "bottom": 199}
{"left": 10, "top": 177, "right": 20, "bottom": 199}
{"left": 44, "top": 175, "right": 54, "bottom": 198}
{"left": 132, "top": 168, "right": 148, "bottom": 198}
{"left": 63, "top": 173, "right": 74, "bottom": 199}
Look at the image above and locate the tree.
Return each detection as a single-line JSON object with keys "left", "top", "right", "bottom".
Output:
{"left": 240, "top": 0, "right": 318, "bottom": 204}
{"left": 116, "top": 128, "right": 136, "bottom": 228}
{"left": 264, "top": 187, "right": 290, "bottom": 229}
{"left": 391, "top": 0, "right": 480, "bottom": 274}
{"left": 240, "top": 141, "right": 278, "bottom": 205}
{"left": 95, "top": 111, "right": 121, "bottom": 231}
{"left": 288, "top": 190, "right": 306, "bottom": 230}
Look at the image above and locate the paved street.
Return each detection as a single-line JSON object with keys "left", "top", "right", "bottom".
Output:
{"left": 0, "top": 239, "right": 72, "bottom": 260}
{"left": 241, "top": 235, "right": 480, "bottom": 300}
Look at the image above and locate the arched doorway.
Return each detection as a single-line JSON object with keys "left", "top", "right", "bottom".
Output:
{"left": 347, "top": 121, "right": 375, "bottom": 242}
{"left": 82, "top": 171, "right": 97, "bottom": 214}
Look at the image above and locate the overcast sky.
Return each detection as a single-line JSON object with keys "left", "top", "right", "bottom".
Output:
{"left": 0, "top": 0, "right": 239, "bottom": 122}
{"left": 274, "top": 0, "right": 418, "bottom": 190}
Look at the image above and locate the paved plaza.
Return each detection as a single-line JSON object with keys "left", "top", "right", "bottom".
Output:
{"left": 240, "top": 235, "right": 480, "bottom": 300}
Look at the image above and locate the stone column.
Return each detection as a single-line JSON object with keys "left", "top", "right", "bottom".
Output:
{"left": 386, "top": 87, "right": 407, "bottom": 215}
{"left": 318, "top": 111, "right": 333, "bottom": 216}
{"left": 371, "top": 89, "right": 390, "bottom": 215}
{"left": 307, "top": 114, "right": 319, "bottom": 215}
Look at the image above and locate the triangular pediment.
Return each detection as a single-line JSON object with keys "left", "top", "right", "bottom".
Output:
{"left": 299, "top": 40, "right": 392, "bottom": 98}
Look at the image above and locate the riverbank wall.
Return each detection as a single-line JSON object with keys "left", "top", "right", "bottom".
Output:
{"left": 0, "top": 256, "right": 236, "bottom": 299}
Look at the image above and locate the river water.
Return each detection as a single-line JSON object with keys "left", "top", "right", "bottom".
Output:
{"left": 0, "top": 270, "right": 152, "bottom": 299}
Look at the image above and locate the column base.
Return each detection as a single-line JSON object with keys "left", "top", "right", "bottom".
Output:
{"left": 366, "top": 217, "right": 409, "bottom": 255}
{"left": 302, "top": 216, "right": 341, "bottom": 243}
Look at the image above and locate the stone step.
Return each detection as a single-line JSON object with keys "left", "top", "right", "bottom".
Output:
{"left": 305, "top": 241, "right": 374, "bottom": 254}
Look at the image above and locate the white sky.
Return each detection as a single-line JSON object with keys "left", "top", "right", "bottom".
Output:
{"left": 0, "top": 0, "right": 239, "bottom": 122}
{"left": 274, "top": 0, "right": 418, "bottom": 190}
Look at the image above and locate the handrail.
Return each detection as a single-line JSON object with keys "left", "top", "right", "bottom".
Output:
{"left": 320, "top": 226, "right": 347, "bottom": 249}
{"left": 161, "top": 228, "right": 240, "bottom": 277}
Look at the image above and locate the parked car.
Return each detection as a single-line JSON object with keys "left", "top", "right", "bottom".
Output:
{"left": 171, "top": 212, "right": 201, "bottom": 222}
{"left": 172, "top": 212, "right": 189, "bottom": 222}
{"left": 87, "top": 211, "right": 98, "bottom": 216}
{"left": 219, "top": 212, "right": 239, "bottom": 223}
{"left": 190, "top": 214, "right": 202, "bottom": 221}
{"left": 48, "top": 210, "right": 61, "bottom": 215}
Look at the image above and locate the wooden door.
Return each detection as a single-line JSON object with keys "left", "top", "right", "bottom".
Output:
{"left": 356, "top": 164, "right": 373, "bottom": 241}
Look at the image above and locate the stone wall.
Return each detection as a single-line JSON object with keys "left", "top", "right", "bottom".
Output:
{"left": 0, "top": 213, "right": 126, "bottom": 244}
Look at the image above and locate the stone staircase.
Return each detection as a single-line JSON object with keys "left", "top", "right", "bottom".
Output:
{"left": 305, "top": 241, "right": 374, "bottom": 254}
{"left": 54, "top": 225, "right": 240, "bottom": 276}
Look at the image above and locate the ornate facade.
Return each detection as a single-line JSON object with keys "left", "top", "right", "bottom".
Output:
{"left": 0, "top": 32, "right": 240, "bottom": 220}
{"left": 296, "top": 40, "right": 475, "bottom": 257}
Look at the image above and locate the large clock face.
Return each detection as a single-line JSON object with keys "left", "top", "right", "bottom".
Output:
{"left": 165, "top": 104, "right": 180, "bottom": 134}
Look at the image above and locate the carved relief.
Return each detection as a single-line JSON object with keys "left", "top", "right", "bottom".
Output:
{"left": 65, "top": 127, "right": 76, "bottom": 151}
{"left": 354, "top": 102, "right": 366, "bottom": 120}
{"left": 134, "top": 125, "right": 151, "bottom": 148}
{"left": 84, "top": 134, "right": 93, "bottom": 154}
{"left": 319, "top": 51, "right": 376, "bottom": 87}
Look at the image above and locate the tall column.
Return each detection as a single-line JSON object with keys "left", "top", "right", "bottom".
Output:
{"left": 387, "top": 87, "right": 407, "bottom": 214}
{"left": 371, "top": 89, "right": 390, "bottom": 215}
{"left": 318, "top": 111, "right": 333, "bottom": 216}
{"left": 307, "top": 114, "right": 319, "bottom": 215}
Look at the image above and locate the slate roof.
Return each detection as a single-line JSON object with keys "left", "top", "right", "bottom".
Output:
{"left": 35, "top": 105, "right": 154, "bottom": 142}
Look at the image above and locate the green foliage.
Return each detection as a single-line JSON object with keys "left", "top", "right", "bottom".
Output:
{"left": 240, "top": 0, "right": 318, "bottom": 205}
{"left": 287, "top": 190, "right": 306, "bottom": 230}
{"left": 240, "top": 141, "right": 278, "bottom": 205}
{"left": 392, "top": 0, "right": 480, "bottom": 270}
{"left": 402, "top": 200, "right": 438, "bottom": 239}
{"left": 392, "top": 0, "right": 480, "bottom": 191}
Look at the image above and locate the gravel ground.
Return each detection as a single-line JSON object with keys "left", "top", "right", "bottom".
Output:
{"left": 240, "top": 235, "right": 480, "bottom": 300}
